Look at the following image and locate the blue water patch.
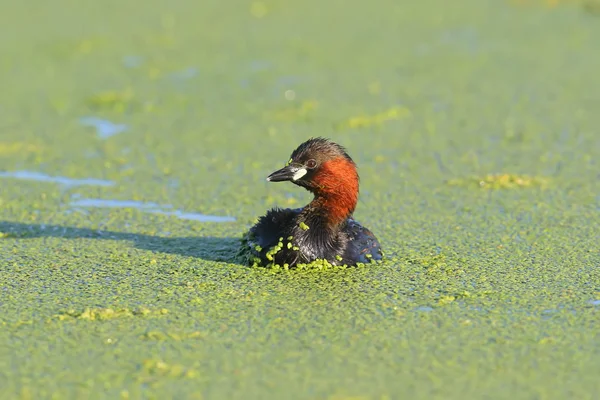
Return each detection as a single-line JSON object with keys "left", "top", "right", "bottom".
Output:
{"left": 122, "top": 55, "right": 144, "bottom": 68}
{"left": 80, "top": 117, "right": 128, "bottom": 139}
{"left": 170, "top": 67, "right": 198, "bottom": 80}
{"left": 249, "top": 60, "right": 272, "bottom": 72}
{"left": 589, "top": 299, "right": 600, "bottom": 306}
{"left": 414, "top": 306, "right": 434, "bottom": 312}
{"left": 70, "top": 198, "right": 236, "bottom": 223}
{"left": 0, "top": 171, "right": 114, "bottom": 187}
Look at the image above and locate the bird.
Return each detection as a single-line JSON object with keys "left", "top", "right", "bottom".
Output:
{"left": 238, "top": 137, "right": 383, "bottom": 268}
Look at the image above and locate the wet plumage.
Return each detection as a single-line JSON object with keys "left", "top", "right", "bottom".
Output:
{"left": 239, "top": 137, "right": 383, "bottom": 268}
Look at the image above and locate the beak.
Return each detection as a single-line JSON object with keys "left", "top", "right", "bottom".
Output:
{"left": 266, "top": 165, "right": 307, "bottom": 182}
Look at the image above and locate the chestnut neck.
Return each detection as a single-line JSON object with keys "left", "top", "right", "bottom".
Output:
{"left": 307, "top": 157, "right": 359, "bottom": 227}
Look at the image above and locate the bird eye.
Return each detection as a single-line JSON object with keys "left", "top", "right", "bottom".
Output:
{"left": 305, "top": 159, "right": 317, "bottom": 169}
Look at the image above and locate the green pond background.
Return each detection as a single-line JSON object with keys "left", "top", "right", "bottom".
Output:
{"left": 1, "top": 0, "right": 599, "bottom": 398}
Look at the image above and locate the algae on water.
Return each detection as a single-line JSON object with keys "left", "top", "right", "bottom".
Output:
{"left": 448, "top": 173, "right": 548, "bottom": 189}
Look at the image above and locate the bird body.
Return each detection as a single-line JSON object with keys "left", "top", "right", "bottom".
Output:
{"left": 239, "top": 138, "right": 383, "bottom": 268}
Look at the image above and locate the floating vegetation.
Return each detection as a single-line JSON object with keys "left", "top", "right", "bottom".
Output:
{"left": 86, "top": 88, "right": 152, "bottom": 113}
{"left": 404, "top": 248, "right": 467, "bottom": 277}
{"left": 250, "top": 1, "right": 269, "bottom": 18}
{"left": 44, "top": 37, "right": 106, "bottom": 59}
{"left": 86, "top": 88, "right": 134, "bottom": 111}
{"left": 139, "top": 359, "right": 198, "bottom": 380}
{"left": 140, "top": 331, "right": 205, "bottom": 341}
{"left": 407, "top": 252, "right": 447, "bottom": 268}
{"left": 265, "top": 100, "right": 318, "bottom": 122}
{"left": 338, "top": 106, "right": 412, "bottom": 129}
{"left": 265, "top": 237, "right": 285, "bottom": 261}
{"left": 237, "top": 228, "right": 381, "bottom": 271}
{"left": 448, "top": 173, "right": 548, "bottom": 189}
{"left": 438, "top": 295, "right": 457, "bottom": 306}
{"left": 54, "top": 307, "right": 168, "bottom": 321}
{"left": 294, "top": 258, "right": 377, "bottom": 271}
{"left": 0, "top": 232, "right": 25, "bottom": 239}
{"left": 0, "top": 142, "right": 42, "bottom": 155}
